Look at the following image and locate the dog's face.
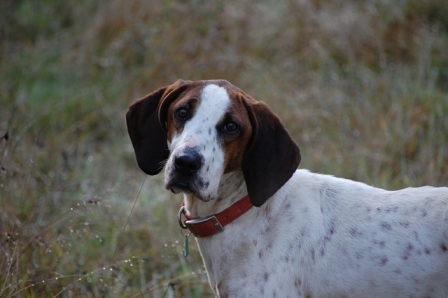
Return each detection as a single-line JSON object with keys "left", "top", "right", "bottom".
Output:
{"left": 126, "top": 79, "right": 301, "bottom": 206}
{"left": 164, "top": 83, "right": 253, "bottom": 201}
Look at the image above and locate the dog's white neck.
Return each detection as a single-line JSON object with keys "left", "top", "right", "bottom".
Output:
{"left": 183, "top": 170, "right": 248, "bottom": 218}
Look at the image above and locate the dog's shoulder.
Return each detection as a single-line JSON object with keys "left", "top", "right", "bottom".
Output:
{"left": 285, "top": 169, "right": 387, "bottom": 201}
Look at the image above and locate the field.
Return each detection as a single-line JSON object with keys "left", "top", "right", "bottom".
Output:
{"left": 1, "top": 0, "right": 447, "bottom": 296}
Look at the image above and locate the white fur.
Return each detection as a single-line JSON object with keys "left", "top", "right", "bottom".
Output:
{"left": 198, "top": 170, "right": 448, "bottom": 297}
{"left": 164, "top": 84, "right": 448, "bottom": 297}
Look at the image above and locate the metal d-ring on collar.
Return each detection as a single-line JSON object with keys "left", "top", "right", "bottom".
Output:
{"left": 178, "top": 205, "right": 189, "bottom": 230}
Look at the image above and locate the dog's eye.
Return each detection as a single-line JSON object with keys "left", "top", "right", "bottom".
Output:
{"left": 223, "top": 122, "right": 238, "bottom": 133}
{"left": 175, "top": 108, "right": 188, "bottom": 120}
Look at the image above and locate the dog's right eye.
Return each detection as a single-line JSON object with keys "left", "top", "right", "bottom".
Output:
{"left": 175, "top": 108, "right": 188, "bottom": 121}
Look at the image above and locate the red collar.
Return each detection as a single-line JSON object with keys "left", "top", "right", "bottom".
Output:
{"left": 178, "top": 195, "right": 253, "bottom": 237}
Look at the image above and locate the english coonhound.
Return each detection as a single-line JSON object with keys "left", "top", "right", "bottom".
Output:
{"left": 126, "top": 79, "right": 448, "bottom": 297}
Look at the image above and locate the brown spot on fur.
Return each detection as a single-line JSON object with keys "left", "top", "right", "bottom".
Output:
{"left": 263, "top": 272, "right": 269, "bottom": 281}
{"left": 381, "top": 222, "right": 392, "bottom": 231}
{"left": 320, "top": 248, "right": 325, "bottom": 257}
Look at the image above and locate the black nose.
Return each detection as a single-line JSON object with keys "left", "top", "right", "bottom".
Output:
{"left": 174, "top": 152, "right": 203, "bottom": 175}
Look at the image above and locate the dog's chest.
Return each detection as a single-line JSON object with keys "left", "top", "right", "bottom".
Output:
{"left": 195, "top": 194, "right": 317, "bottom": 297}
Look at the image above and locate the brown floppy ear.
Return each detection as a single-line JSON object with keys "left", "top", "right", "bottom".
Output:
{"left": 242, "top": 101, "right": 301, "bottom": 207}
{"left": 126, "top": 80, "right": 191, "bottom": 175}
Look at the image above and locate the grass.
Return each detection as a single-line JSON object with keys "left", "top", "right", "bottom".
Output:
{"left": 1, "top": 0, "right": 447, "bottom": 296}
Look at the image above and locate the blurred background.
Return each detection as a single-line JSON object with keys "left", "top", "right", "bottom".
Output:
{"left": 1, "top": 0, "right": 447, "bottom": 296}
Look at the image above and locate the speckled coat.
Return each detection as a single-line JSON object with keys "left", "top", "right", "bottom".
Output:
{"left": 126, "top": 79, "right": 448, "bottom": 297}
{"left": 193, "top": 169, "right": 448, "bottom": 297}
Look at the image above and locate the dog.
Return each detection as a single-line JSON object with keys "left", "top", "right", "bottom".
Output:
{"left": 126, "top": 79, "right": 448, "bottom": 297}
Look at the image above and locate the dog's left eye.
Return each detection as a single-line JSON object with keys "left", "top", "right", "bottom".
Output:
{"left": 223, "top": 122, "right": 239, "bottom": 133}
{"left": 175, "top": 108, "right": 189, "bottom": 120}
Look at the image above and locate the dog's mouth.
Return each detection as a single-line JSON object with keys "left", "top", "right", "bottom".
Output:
{"left": 168, "top": 181, "right": 194, "bottom": 194}
{"left": 165, "top": 178, "right": 213, "bottom": 202}
{"left": 166, "top": 176, "right": 198, "bottom": 195}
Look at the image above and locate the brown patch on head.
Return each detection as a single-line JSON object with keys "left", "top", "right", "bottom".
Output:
{"left": 165, "top": 90, "right": 200, "bottom": 142}
{"left": 220, "top": 91, "right": 254, "bottom": 173}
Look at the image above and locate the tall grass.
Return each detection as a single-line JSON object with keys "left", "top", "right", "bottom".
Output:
{"left": 1, "top": 0, "right": 447, "bottom": 296}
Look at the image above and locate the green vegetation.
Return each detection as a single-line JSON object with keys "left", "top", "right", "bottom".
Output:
{"left": 1, "top": 0, "right": 447, "bottom": 296}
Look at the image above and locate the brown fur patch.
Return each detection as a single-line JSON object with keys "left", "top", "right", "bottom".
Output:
{"left": 221, "top": 92, "right": 253, "bottom": 173}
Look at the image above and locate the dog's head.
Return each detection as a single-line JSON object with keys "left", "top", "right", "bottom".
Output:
{"left": 126, "top": 79, "right": 300, "bottom": 207}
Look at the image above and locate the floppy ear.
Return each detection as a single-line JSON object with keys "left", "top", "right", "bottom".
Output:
{"left": 242, "top": 101, "right": 301, "bottom": 207}
{"left": 126, "top": 80, "right": 191, "bottom": 175}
